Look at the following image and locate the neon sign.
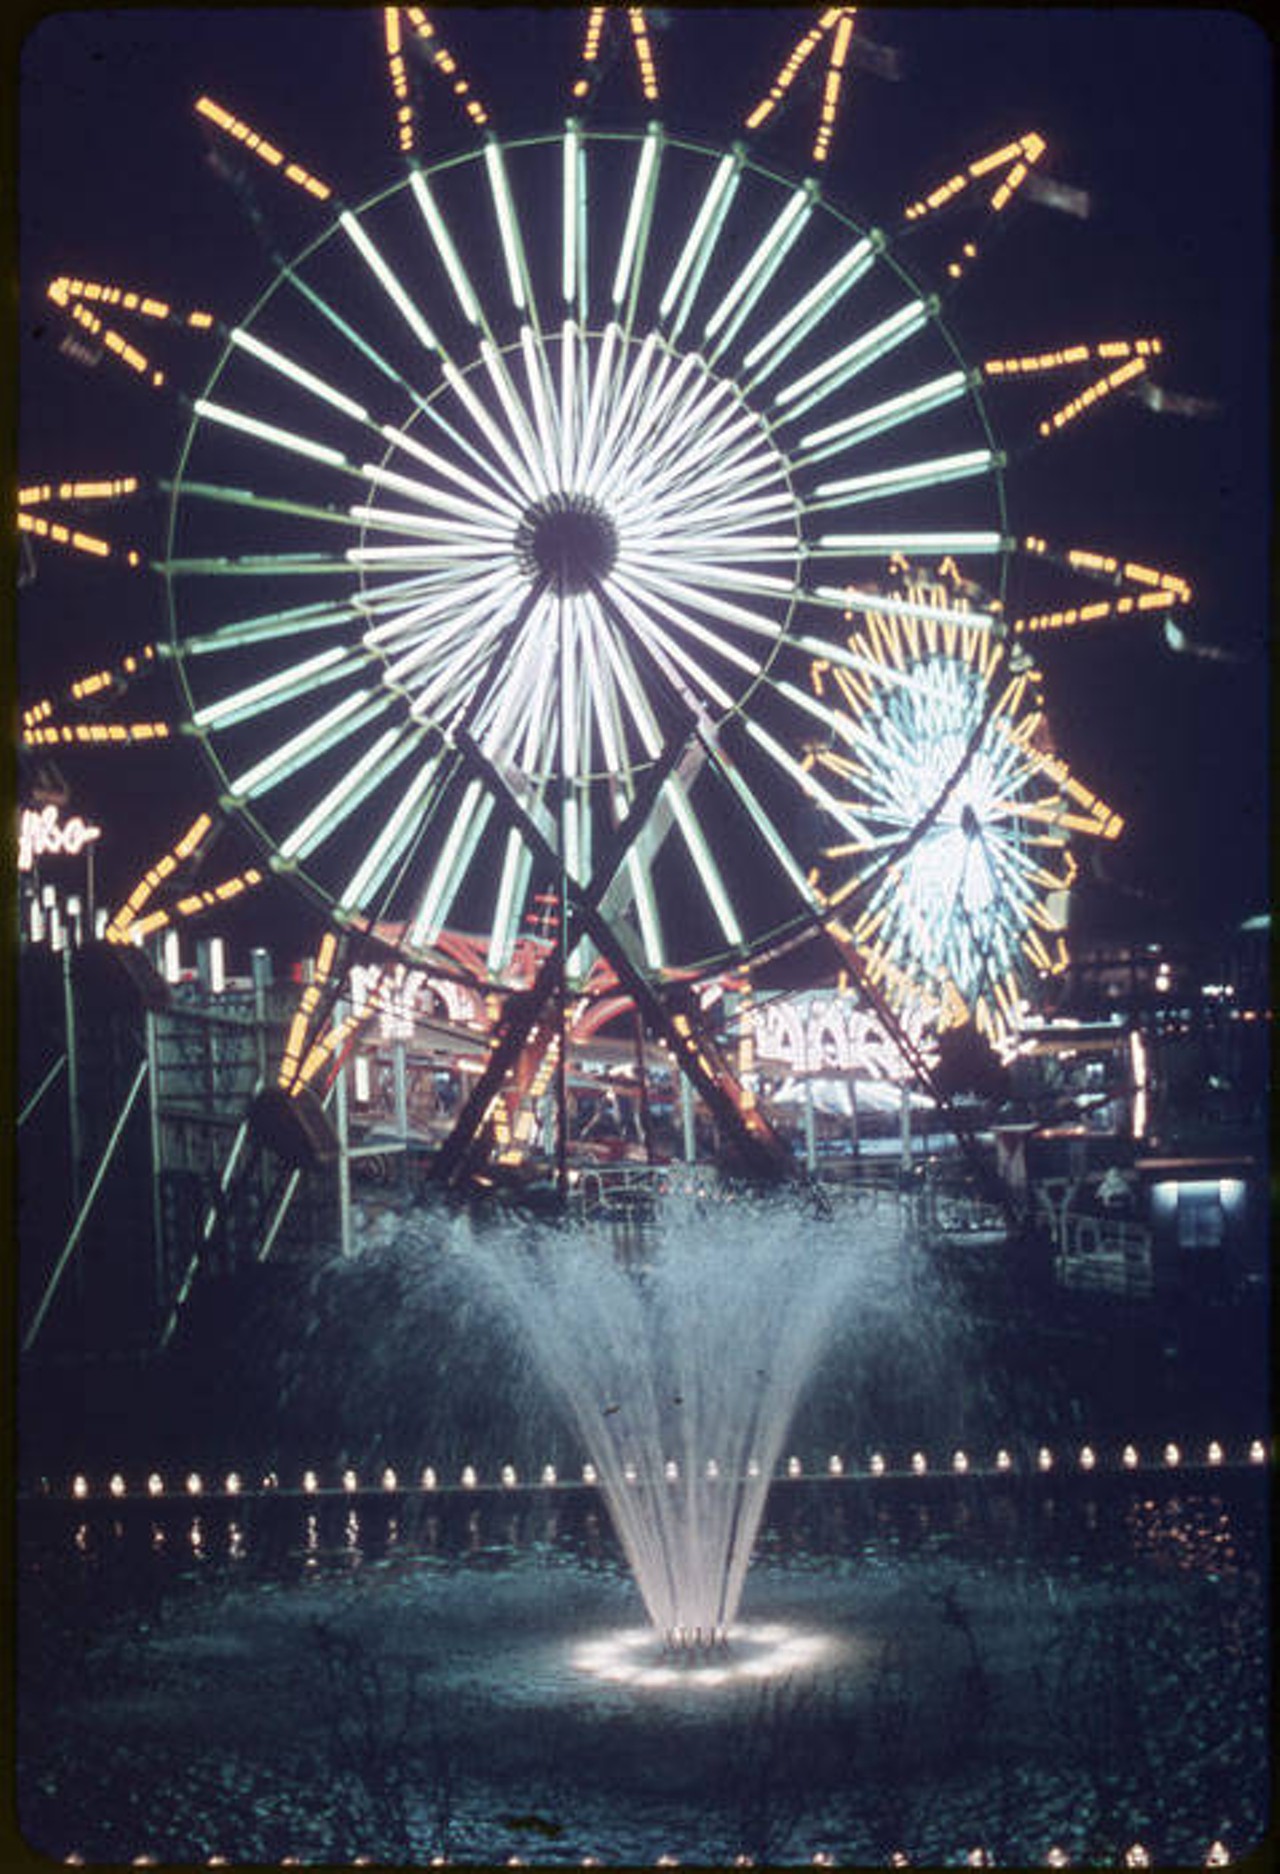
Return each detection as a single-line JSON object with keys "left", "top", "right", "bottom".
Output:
{"left": 18, "top": 803, "right": 103, "bottom": 871}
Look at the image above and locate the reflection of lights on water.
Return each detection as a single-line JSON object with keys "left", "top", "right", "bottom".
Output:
{"left": 1204, "top": 1842, "right": 1231, "bottom": 1865}
{"left": 1045, "top": 1849, "right": 1070, "bottom": 1867}
{"left": 189, "top": 1517, "right": 204, "bottom": 1555}
{"left": 303, "top": 1470, "right": 318, "bottom": 1495}
{"left": 573, "top": 1622, "right": 842, "bottom": 1689}
{"left": 228, "top": 1520, "right": 244, "bottom": 1560}
{"left": 346, "top": 1510, "right": 360, "bottom": 1548}
{"left": 1125, "top": 1846, "right": 1151, "bottom": 1867}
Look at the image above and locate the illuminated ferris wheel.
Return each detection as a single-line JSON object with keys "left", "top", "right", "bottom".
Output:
{"left": 21, "top": 7, "right": 1198, "bottom": 1118}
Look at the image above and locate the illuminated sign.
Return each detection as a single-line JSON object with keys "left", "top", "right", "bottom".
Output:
{"left": 18, "top": 803, "right": 102, "bottom": 871}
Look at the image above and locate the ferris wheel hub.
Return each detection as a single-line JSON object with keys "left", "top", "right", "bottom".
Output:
{"left": 515, "top": 491, "right": 619, "bottom": 596}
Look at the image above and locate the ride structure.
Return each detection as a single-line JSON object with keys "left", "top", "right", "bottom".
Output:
{"left": 19, "top": 10, "right": 1205, "bottom": 1305}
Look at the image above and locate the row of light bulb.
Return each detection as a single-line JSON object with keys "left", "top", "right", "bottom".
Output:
{"left": 62, "top": 1840, "right": 1237, "bottom": 1867}
{"left": 56, "top": 1437, "right": 1268, "bottom": 1500}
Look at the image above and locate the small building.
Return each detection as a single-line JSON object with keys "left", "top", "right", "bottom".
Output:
{"left": 1133, "top": 1154, "right": 1262, "bottom": 1297}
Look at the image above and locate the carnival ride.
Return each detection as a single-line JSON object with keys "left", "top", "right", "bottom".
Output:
{"left": 20, "top": 7, "right": 1200, "bottom": 1214}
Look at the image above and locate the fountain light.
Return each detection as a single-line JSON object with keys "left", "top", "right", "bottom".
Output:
{"left": 1163, "top": 1442, "right": 1181, "bottom": 1467}
{"left": 342, "top": 1468, "right": 358, "bottom": 1492}
{"left": 1045, "top": 1850, "right": 1070, "bottom": 1867}
{"left": 1079, "top": 1445, "right": 1096, "bottom": 1470}
{"left": 303, "top": 1470, "right": 318, "bottom": 1494}
{"left": 827, "top": 1454, "right": 844, "bottom": 1476}
{"left": 665, "top": 1459, "right": 680, "bottom": 1482}
{"left": 733, "top": 1856, "right": 755, "bottom": 1866}
{"left": 461, "top": 1466, "right": 478, "bottom": 1488}
{"left": 1122, "top": 1444, "right": 1139, "bottom": 1469}
{"left": 582, "top": 1462, "right": 597, "bottom": 1484}
{"left": 624, "top": 1463, "right": 638, "bottom": 1484}
{"left": 1207, "top": 1440, "right": 1224, "bottom": 1466}
{"left": 747, "top": 1458, "right": 761, "bottom": 1478}
{"left": 1204, "top": 1842, "right": 1230, "bottom": 1865}
{"left": 952, "top": 1450, "right": 969, "bottom": 1474}
{"left": 72, "top": 1475, "right": 88, "bottom": 1499}
{"left": 787, "top": 1454, "right": 802, "bottom": 1477}
{"left": 382, "top": 1467, "right": 398, "bottom": 1490}
{"left": 890, "top": 1855, "right": 911, "bottom": 1867}
{"left": 1037, "top": 1447, "right": 1053, "bottom": 1472}
{"left": 421, "top": 1467, "right": 437, "bottom": 1490}
{"left": 656, "top": 1855, "right": 680, "bottom": 1865}
{"left": 870, "top": 1452, "right": 886, "bottom": 1476}
{"left": 812, "top": 1856, "right": 836, "bottom": 1868}
{"left": 967, "top": 1852, "right": 992, "bottom": 1866}
{"left": 1248, "top": 1438, "right": 1266, "bottom": 1464}
{"left": 225, "top": 1472, "right": 241, "bottom": 1495}
{"left": 996, "top": 1449, "right": 1012, "bottom": 1471}
{"left": 109, "top": 1474, "right": 126, "bottom": 1497}
{"left": 1124, "top": 1846, "right": 1151, "bottom": 1867}
{"left": 706, "top": 1459, "right": 720, "bottom": 1480}
{"left": 911, "top": 1451, "right": 927, "bottom": 1474}
{"left": 542, "top": 1464, "right": 558, "bottom": 1486}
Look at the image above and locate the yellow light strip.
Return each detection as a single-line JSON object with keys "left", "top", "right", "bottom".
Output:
{"left": 18, "top": 510, "right": 143, "bottom": 567}
{"left": 402, "top": 9, "right": 490, "bottom": 128}
{"left": 106, "top": 814, "right": 215, "bottom": 943}
{"left": 903, "top": 130, "right": 1045, "bottom": 280}
{"left": 279, "top": 932, "right": 342, "bottom": 1093}
{"left": 984, "top": 337, "right": 1162, "bottom": 377}
{"left": 1036, "top": 355, "right": 1149, "bottom": 437}
{"left": 572, "top": 5, "right": 659, "bottom": 103}
{"left": 384, "top": 7, "right": 415, "bottom": 152}
{"left": 195, "top": 95, "right": 333, "bottom": 199}
{"left": 20, "top": 476, "right": 140, "bottom": 508}
{"left": 48, "top": 274, "right": 214, "bottom": 332}
{"left": 744, "top": 8, "right": 856, "bottom": 163}
{"left": 1014, "top": 536, "right": 1191, "bottom": 634}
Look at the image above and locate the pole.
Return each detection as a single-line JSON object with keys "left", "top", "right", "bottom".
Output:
{"left": 334, "top": 1000, "right": 354, "bottom": 1258}
{"left": 24, "top": 1057, "right": 149, "bottom": 1353}
{"left": 61, "top": 943, "right": 82, "bottom": 1214}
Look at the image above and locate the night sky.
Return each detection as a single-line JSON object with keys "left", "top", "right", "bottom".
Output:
{"left": 16, "top": 7, "right": 1272, "bottom": 959}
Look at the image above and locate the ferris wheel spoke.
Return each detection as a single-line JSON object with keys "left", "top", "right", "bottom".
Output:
{"left": 740, "top": 234, "right": 877, "bottom": 390}
{"left": 408, "top": 168, "right": 483, "bottom": 329}
{"left": 336, "top": 750, "right": 449, "bottom": 915}
{"left": 358, "top": 458, "right": 522, "bottom": 533}
{"left": 190, "top": 644, "right": 373, "bottom": 731}
{"left": 405, "top": 775, "right": 496, "bottom": 948}
{"left": 617, "top": 562, "right": 788, "bottom": 650}
{"left": 561, "top": 126, "right": 588, "bottom": 322}
{"left": 487, "top": 825, "right": 537, "bottom": 975}
{"left": 364, "top": 565, "right": 527, "bottom": 656}
{"left": 277, "top": 723, "right": 425, "bottom": 861}
{"left": 339, "top": 210, "right": 442, "bottom": 359}
{"left": 659, "top": 147, "right": 745, "bottom": 344}
{"left": 792, "top": 370, "right": 972, "bottom": 471}
{"left": 612, "top": 125, "right": 663, "bottom": 334}
{"left": 374, "top": 422, "right": 524, "bottom": 522}
{"left": 347, "top": 502, "right": 513, "bottom": 550}
{"left": 226, "top": 688, "right": 392, "bottom": 800}
{"left": 179, "top": 594, "right": 367, "bottom": 656}
{"left": 484, "top": 140, "right": 539, "bottom": 326}
{"left": 702, "top": 184, "right": 814, "bottom": 367}
{"left": 772, "top": 298, "right": 931, "bottom": 426}
{"left": 605, "top": 575, "right": 743, "bottom": 708}
{"left": 809, "top": 447, "right": 998, "bottom": 511}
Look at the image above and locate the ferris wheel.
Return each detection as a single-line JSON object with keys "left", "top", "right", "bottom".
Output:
{"left": 157, "top": 119, "right": 1011, "bottom": 989}
{"left": 21, "top": 8, "right": 1199, "bottom": 1155}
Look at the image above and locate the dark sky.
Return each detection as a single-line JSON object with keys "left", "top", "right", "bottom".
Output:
{"left": 16, "top": 8, "right": 1272, "bottom": 955}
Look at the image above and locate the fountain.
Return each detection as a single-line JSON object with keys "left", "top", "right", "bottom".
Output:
{"left": 451, "top": 1192, "right": 890, "bottom": 1645}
